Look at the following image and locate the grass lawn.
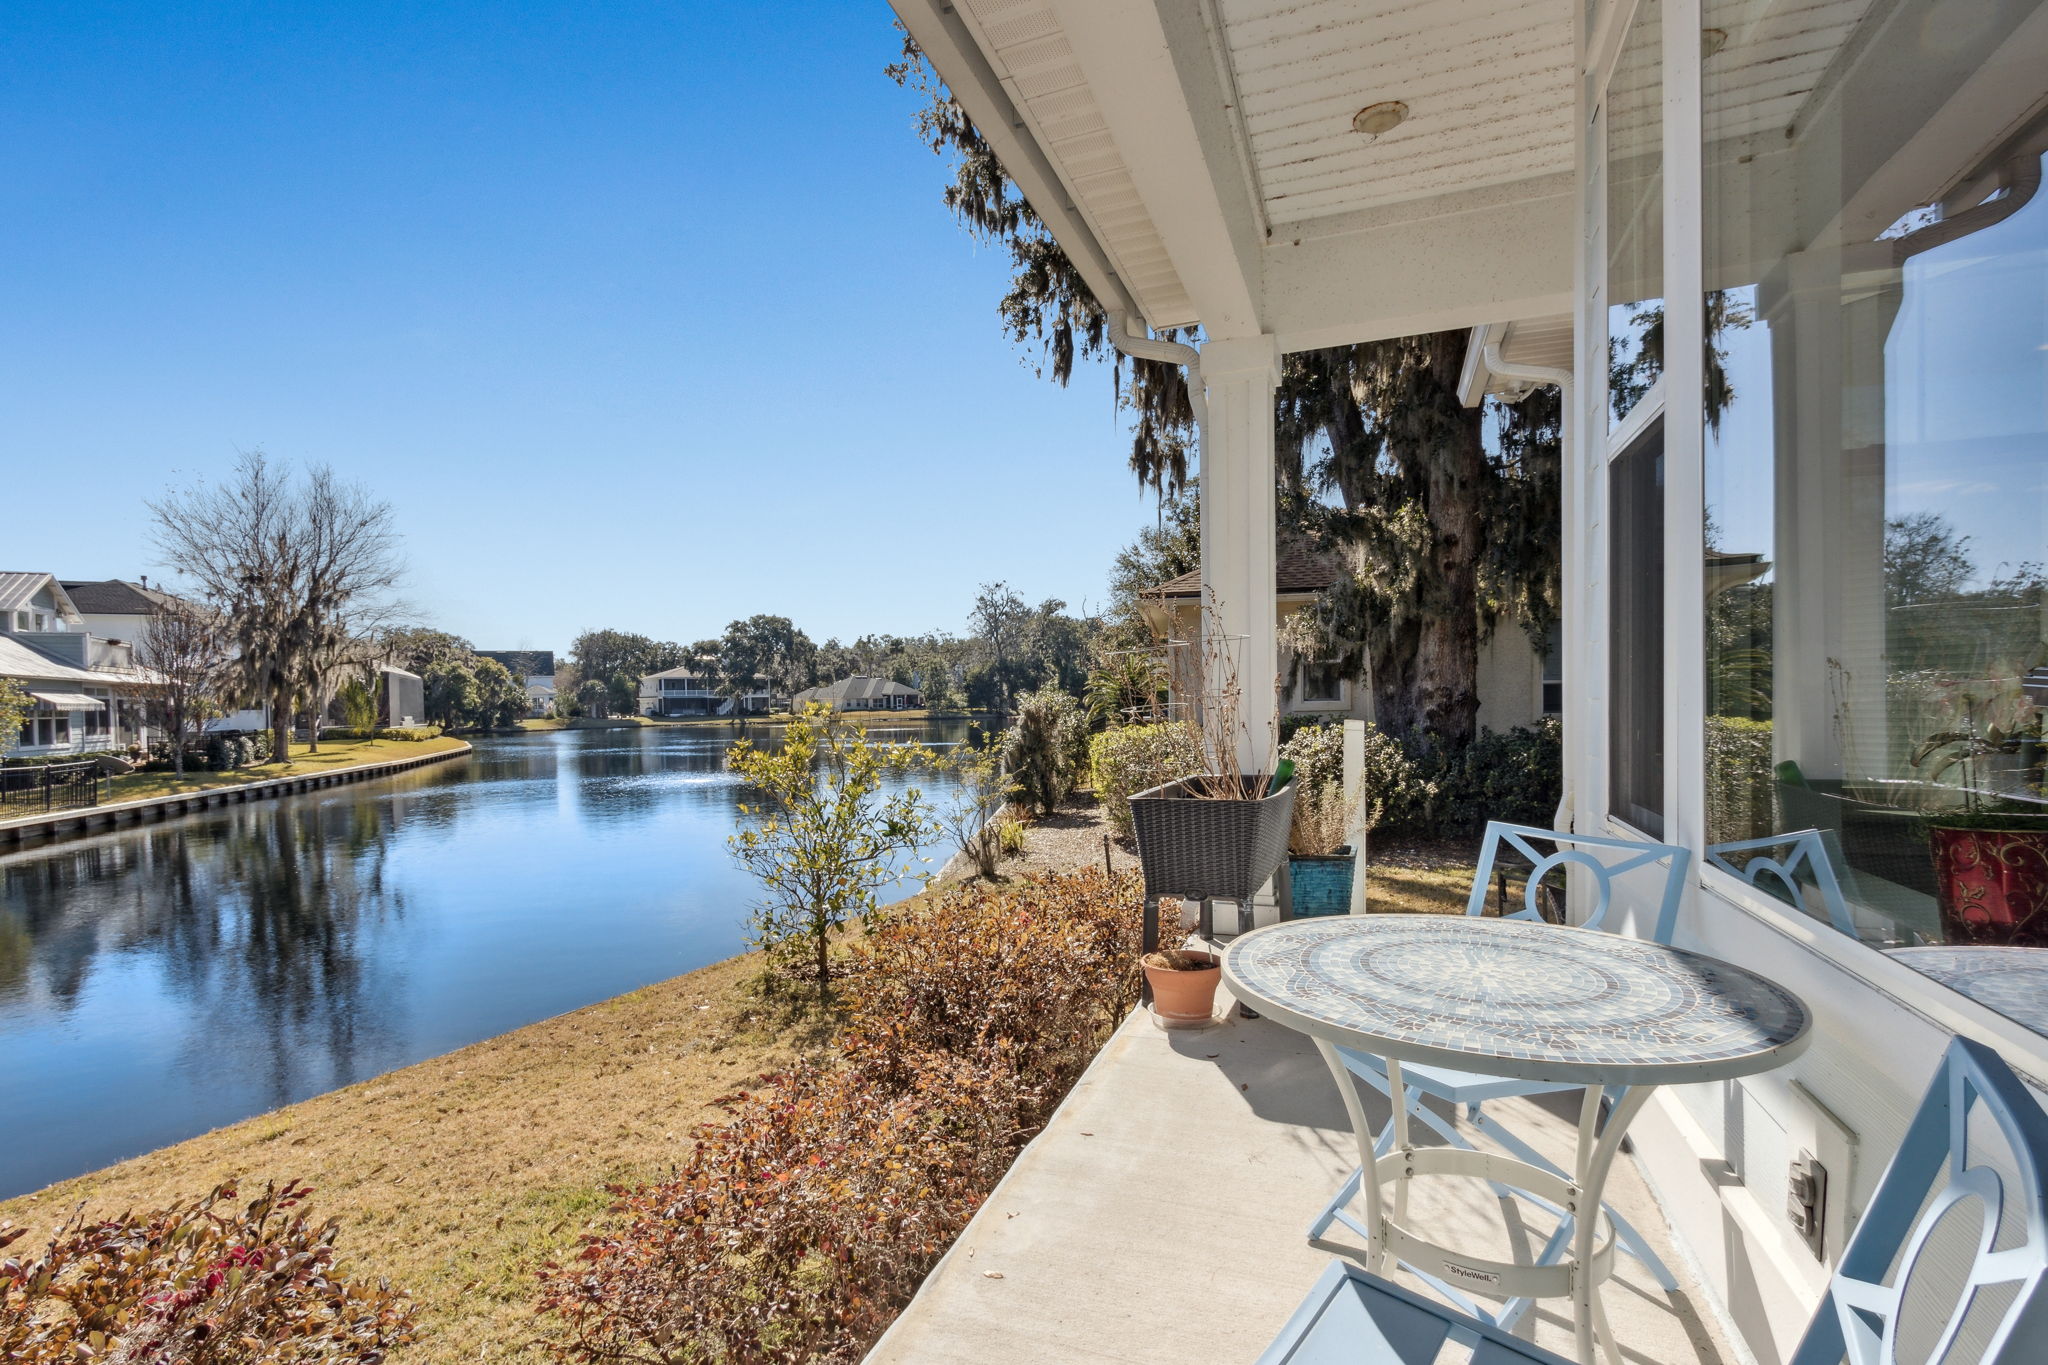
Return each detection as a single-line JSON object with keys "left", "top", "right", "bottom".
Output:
{"left": 102, "top": 736, "right": 469, "bottom": 804}
{"left": 1364, "top": 838, "right": 1484, "bottom": 916}
{"left": 0, "top": 949, "right": 832, "bottom": 1364}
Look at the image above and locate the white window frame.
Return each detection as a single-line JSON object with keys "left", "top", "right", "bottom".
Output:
{"left": 1581, "top": 0, "right": 2048, "bottom": 1073}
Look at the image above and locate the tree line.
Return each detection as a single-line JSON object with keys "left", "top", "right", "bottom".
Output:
{"left": 555, "top": 582, "right": 1098, "bottom": 720}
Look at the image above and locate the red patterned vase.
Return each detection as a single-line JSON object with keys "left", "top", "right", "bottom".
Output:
{"left": 1929, "top": 826, "right": 2048, "bottom": 947}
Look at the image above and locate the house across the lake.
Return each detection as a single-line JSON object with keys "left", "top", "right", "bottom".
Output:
{"left": 639, "top": 665, "right": 777, "bottom": 717}
{"left": 790, "top": 675, "right": 923, "bottom": 712}
{"left": 1, "top": 572, "right": 157, "bottom": 756}
{"left": 477, "top": 650, "right": 557, "bottom": 717}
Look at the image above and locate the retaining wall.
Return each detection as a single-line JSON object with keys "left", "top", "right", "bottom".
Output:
{"left": 0, "top": 743, "right": 472, "bottom": 849}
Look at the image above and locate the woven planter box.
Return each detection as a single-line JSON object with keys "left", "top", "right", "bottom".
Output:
{"left": 1129, "top": 775, "right": 1296, "bottom": 910}
{"left": 1288, "top": 847, "right": 1356, "bottom": 917}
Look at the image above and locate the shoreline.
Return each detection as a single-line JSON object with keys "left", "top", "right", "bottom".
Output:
{"left": 0, "top": 942, "right": 822, "bottom": 1364}
{"left": 0, "top": 738, "right": 472, "bottom": 850}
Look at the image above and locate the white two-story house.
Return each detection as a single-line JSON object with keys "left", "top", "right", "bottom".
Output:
{"left": 0, "top": 572, "right": 156, "bottom": 757}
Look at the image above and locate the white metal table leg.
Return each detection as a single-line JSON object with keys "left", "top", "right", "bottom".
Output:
{"left": 1570, "top": 1084, "right": 1652, "bottom": 1364}
{"left": 1386, "top": 1057, "right": 1412, "bottom": 1253}
{"left": 1314, "top": 1038, "right": 1385, "bottom": 1268}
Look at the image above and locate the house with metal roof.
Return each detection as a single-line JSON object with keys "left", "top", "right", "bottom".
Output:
{"left": 0, "top": 572, "right": 156, "bottom": 756}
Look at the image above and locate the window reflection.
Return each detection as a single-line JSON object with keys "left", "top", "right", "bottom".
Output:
{"left": 1702, "top": 0, "right": 2048, "bottom": 1032}
{"left": 1605, "top": 0, "right": 1662, "bottom": 428}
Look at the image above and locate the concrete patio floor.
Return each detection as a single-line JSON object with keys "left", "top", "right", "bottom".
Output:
{"left": 867, "top": 1003, "right": 1743, "bottom": 1365}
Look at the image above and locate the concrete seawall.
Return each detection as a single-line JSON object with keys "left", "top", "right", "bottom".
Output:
{"left": 0, "top": 742, "right": 473, "bottom": 850}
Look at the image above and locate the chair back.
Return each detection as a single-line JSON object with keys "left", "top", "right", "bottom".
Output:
{"left": 1465, "top": 821, "right": 1691, "bottom": 944}
{"left": 1791, "top": 1036, "right": 2048, "bottom": 1365}
{"left": 1707, "top": 829, "right": 1856, "bottom": 936}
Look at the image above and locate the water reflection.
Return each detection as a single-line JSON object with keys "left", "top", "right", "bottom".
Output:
{"left": 0, "top": 721, "right": 966, "bottom": 1197}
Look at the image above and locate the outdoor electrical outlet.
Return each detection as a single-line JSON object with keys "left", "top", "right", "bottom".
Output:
{"left": 1788, "top": 1150, "right": 1828, "bottom": 1260}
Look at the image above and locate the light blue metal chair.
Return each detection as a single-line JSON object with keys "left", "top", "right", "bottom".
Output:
{"left": 1308, "top": 822, "right": 1692, "bottom": 1324}
{"left": 1707, "top": 829, "right": 1857, "bottom": 936}
{"left": 1790, "top": 1035, "right": 2048, "bottom": 1364}
{"left": 1265, "top": 1035, "right": 2048, "bottom": 1364}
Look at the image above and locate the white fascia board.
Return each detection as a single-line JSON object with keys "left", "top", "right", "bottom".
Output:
{"left": 1264, "top": 186, "right": 1575, "bottom": 352}
{"left": 889, "top": 0, "right": 1146, "bottom": 328}
{"left": 1045, "top": 0, "right": 1263, "bottom": 338}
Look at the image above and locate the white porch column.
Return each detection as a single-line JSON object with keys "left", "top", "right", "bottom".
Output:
{"left": 1197, "top": 334, "right": 1282, "bottom": 775}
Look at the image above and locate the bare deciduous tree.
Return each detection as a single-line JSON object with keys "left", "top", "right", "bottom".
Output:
{"left": 150, "top": 452, "right": 405, "bottom": 766}
{"left": 135, "top": 600, "right": 227, "bottom": 775}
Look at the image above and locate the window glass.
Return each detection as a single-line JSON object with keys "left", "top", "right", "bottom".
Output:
{"left": 1702, "top": 0, "right": 2048, "bottom": 1030}
{"left": 1605, "top": 0, "right": 1663, "bottom": 428}
{"left": 1541, "top": 621, "right": 1563, "bottom": 716}
{"left": 1611, "top": 423, "right": 1665, "bottom": 836}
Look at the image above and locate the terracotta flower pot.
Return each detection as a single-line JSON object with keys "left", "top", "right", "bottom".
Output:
{"left": 1142, "top": 949, "right": 1221, "bottom": 1028}
{"left": 1930, "top": 825, "right": 2048, "bottom": 946}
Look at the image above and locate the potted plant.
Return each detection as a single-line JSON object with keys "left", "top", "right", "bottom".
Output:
{"left": 1911, "top": 685, "right": 2048, "bottom": 945}
{"left": 1127, "top": 601, "right": 1295, "bottom": 949}
{"left": 1286, "top": 778, "right": 1358, "bottom": 917}
{"left": 1141, "top": 899, "right": 1221, "bottom": 1027}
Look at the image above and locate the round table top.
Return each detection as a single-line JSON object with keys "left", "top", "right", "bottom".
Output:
{"left": 1887, "top": 946, "right": 2048, "bottom": 1036}
{"left": 1223, "top": 915, "right": 1811, "bottom": 1086}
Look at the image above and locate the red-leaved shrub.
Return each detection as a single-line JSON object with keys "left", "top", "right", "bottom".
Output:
{"left": 536, "top": 868, "right": 1143, "bottom": 1364}
{"left": 0, "top": 1180, "right": 415, "bottom": 1364}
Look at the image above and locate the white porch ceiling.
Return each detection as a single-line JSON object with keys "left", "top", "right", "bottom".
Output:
{"left": 912, "top": 0, "right": 1581, "bottom": 348}
{"left": 1219, "top": 0, "right": 1576, "bottom": 226}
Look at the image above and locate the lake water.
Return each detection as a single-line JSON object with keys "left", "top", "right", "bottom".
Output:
{"left": 0, "top": 720, "right": 969, "bottom": 1198}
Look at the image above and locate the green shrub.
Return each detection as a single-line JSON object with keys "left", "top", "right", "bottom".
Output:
{"left": 0, "top": 1179, "right": 415, "bottom": 1364}
{"left": 1706, "top": 715, "right": 1775, "bottom": 844}
{"left": 1004, "top": 687, "right": 1087, "bottom": 818}
{"left": 1, "top": 751, "right": 123, "bottom": 770}
{"left": 326, "top": 725, "right": 438, "bottom": 742}
{"left": 337, "top": 678, "right": 377, "bottom": 733}
{"left": 1351, "top": 717, "right": 1563, "bottom": 841}
{"left": 996, "top": 812, "right": 1027, "bottom": 857}
{"left": 1089, "top": 721, "right": 1203, "bottom": 839}
{"left": 536, "top": 870, "right": 1145, "bottom": 1365}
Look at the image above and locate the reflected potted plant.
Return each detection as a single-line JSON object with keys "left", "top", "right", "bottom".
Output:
{"left": 1911, "top": 683, "right": 2048, "bottom": 945}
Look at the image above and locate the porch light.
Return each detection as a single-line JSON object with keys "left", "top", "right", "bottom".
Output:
{"left": 1351, "top": 101, "right": 1407, "bottom": 138}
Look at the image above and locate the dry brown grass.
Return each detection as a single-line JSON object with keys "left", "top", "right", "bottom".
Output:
{"left": 1364, "top": 838, "right": 1483, "bottom": 916}
{"left": 0, "top": 949, "right": 834, "bottom": 1364}
{"left": 102, "top": 736, "right": 469, "bottom": 803}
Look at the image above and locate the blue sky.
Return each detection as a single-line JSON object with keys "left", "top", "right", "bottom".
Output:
{"left": 0, "top": 2, "right": 1156, "bottom": 653}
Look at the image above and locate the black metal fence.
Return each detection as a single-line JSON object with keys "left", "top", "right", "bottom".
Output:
{"left": 0, "top": 761, "right": 103, "bottom": 814}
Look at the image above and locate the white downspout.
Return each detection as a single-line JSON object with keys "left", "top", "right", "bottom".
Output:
{"left": 1107, "top": 312, "right": 1205, "bottom": 429}
{"left": 1483, "top": 340, "right": 1577, "bottom": 832}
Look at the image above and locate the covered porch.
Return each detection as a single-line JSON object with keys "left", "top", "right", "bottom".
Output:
{"left": 890, "top": 0, "right": 2048, "bottom": 1362}
{"left": 869, "top": 1005, "right": 1733, "bottom": 1365}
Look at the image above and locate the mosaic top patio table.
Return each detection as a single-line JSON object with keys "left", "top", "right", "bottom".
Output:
{"left": 1222, "top": 914, "right": 1810, "bottom": 1365}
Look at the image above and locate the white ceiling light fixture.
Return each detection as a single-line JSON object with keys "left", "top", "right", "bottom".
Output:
{"left": 1352, "top": 101, "right": 1409, "bottom": 139}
